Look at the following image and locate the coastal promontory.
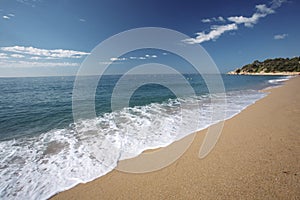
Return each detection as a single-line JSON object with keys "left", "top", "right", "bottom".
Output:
{"left": 228, "top": 57, "right": 300, "bottom": 75}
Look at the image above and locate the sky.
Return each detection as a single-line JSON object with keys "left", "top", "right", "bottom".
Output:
{"left": 0, "top": 0, "right": 299, "bottom": 77}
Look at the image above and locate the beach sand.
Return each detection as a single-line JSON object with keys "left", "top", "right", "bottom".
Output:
{"left": 52, "top": 76, "right": 300, "bottom": 199}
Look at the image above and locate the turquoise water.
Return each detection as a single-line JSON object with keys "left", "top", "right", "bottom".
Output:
{"left": 0, "top": 74, "right": 290, "bottom": 199}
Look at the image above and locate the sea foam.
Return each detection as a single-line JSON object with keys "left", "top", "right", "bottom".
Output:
{"left": 0, "top": 89, "right": 268, "bottom": 200}
{"left": 268, "top": 76, "right": 293, "bottom": 84}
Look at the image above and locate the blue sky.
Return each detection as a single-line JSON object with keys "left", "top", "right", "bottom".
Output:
{"left": 0, "top": 0, "right": 299, "bottom": 77}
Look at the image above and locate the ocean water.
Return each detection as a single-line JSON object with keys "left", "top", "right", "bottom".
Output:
{"left": 0, "top": 74, "right": 291, "bottom": 199}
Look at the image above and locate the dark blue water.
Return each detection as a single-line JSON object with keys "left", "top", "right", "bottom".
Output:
{"left": 0, "top": 76, "right": 74, "bottom": 140}
{"left": 0, "top": 74, "right": 283, "bottom": 141}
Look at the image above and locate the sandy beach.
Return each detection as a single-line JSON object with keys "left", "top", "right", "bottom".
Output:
{"left": 52, "top": 76, "right": 300, "bottom": 200}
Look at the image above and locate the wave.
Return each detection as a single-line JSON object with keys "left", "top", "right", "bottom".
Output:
{"left": 268, "top": 76, "right": 293, "bottom": 84}
{"left": 0, "top": 90, "right": 267, "bottom": 199}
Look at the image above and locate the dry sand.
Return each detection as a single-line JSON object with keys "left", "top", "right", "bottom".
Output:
{"left": 52, "top": 76, "right": 300, "bottom": 200}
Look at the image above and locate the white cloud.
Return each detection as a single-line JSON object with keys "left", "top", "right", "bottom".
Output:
{"left": 186, "top": 0, "right": 287, "bottom": 44}
{"left": 202, "top": 16, "right": 225, "bottom": 23}
{"left": 2, "top": 13, "right": 15, "bottom": 20}
{"left": 29, "top": 56, "right": 42, "bottom": 60}
{"left": 271, "top": 0, "right": 287, "bottom": 9}
{"left": 0, "top": 46, "right": 88, "bottom": 69}
{"left": 79, "top": 18, "right": 86, "bottom": 22}
{"left": 201, "top": 18, "right": 211, "bottom": 23}
{"left": 116, "top": 55, "right": 158, "bottom": 61}
{"left": 29, "top": 56, "right": 57, "bottom": 60}
{"left": 256, "top": 4, "right": 275, "bottom": 14}
{"left": 102, "top": 56, "right": 155, "bottom": 64}
{"left": 145, "top": 54, "right": 157, "bottom": 58}
{"left": 228, "top": 1, "right": 285, "bottom": 27}
{"left": 217, "top": 16, "right": 226, "bottom": 22}
{"left": 1, "top": 46, "right": 90, "bottom": 58}
{"left": 228, "top": 14, "right": 261, "bottom": 27}
{"left": 183, "top": 23, "right": 238, "bottom": 44}
{"left": 11, "top": 54, "right": 25, "bottom": 58}
{"left": 274, "top": 33, "right": 288, "bottom": 40}
{"left": 98, "top": 61, "right": 122, "bottom": 65}
{"left": 45, "top": 56, "right": 57, "bottom": 59}
{"left": 99, "top": 62, "right": 110, "bottom": 65}
{"left": 0, "top": 60, "right": 79, "bottom": 68}
{"left": 110, "top": 57, "right": 127, "bottom": 61}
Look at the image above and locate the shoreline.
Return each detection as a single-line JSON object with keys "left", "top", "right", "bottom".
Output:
{"left": 227, "top": 72, "right": 299, "bottom": 76}
{"left": 52, "top": 76, "right": 300, "bottom": 199}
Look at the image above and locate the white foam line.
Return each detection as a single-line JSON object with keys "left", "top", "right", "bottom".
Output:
{"left": 0, "top": 89, "right": 268, "bottom": 200}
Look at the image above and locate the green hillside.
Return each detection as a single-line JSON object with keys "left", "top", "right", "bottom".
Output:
{"left": 233, "top": 57, "right": 300, "bottom": 74}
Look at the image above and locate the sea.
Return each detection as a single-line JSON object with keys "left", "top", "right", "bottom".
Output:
{"left": 0, "top": 74, "right": 292, "bottom": 199}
